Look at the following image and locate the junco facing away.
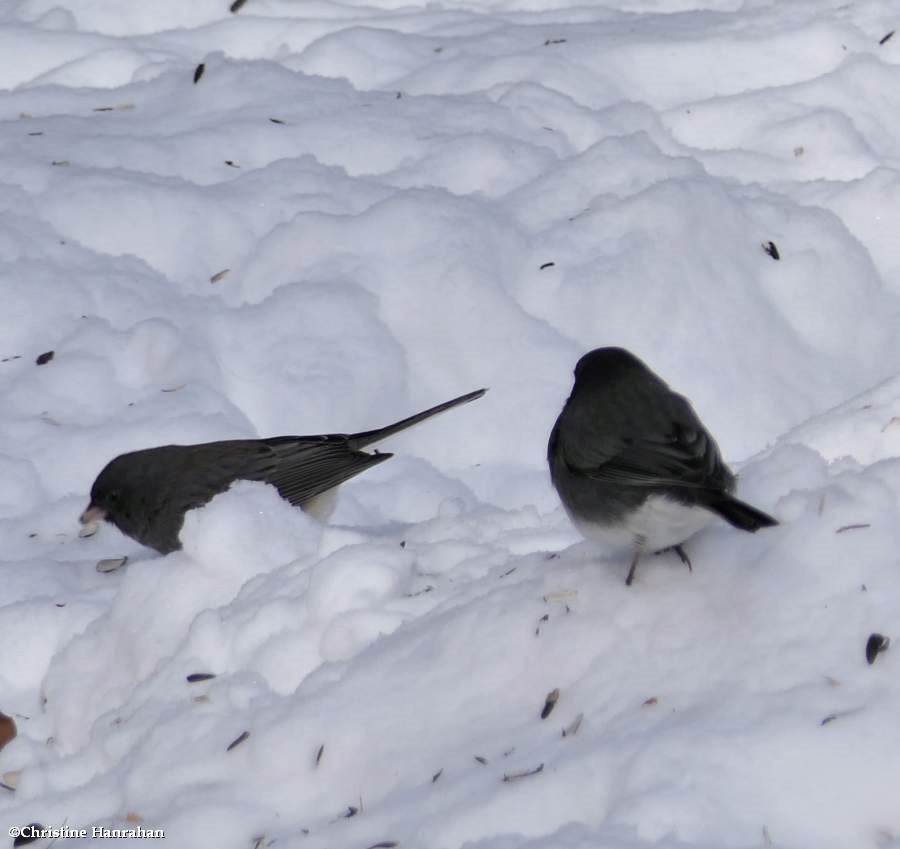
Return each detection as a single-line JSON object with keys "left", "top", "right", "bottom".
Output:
{"left": 80, "top": 388, "right": 486, "bottom": 554}
{"left": 548, "top": 348, "right": 777, "bottom": 586}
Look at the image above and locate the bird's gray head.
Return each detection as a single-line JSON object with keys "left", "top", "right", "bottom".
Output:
{"left": 573, "top": 347, "right": 647, "bottom": 383}
{"left": 80, "top": 453, "right": 147, "bottom": 539}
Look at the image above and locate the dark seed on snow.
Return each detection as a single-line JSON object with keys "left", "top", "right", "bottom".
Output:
{"left": 226, "top": 730, "right": 249, "bottom": 751}
{"left": 866, "top": 633, "right": 890, "bottom": 665}
{"left": 541, "top": 688, "right": 560, "bottom": 719}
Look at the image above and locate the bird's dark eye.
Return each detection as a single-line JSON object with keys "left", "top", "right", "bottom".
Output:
{"left": 107, "top": 489, "right": 121, "bottom": 505}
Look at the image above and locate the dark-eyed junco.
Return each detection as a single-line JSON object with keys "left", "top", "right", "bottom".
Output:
{"left": 80, "top": 388, "right": 486, "bottom": 553}
{"left": 548, "top": 348, "right": 776, "bottom": 585}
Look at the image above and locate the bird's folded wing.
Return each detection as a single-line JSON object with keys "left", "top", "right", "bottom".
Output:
{"left": 561, "top": 402, "right": 724, "bottom": 489}
{"left": 248, "top": 437, "right": 392, "bottom": 506}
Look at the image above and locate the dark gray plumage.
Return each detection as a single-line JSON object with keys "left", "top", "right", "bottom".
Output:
{"left": 548, "top": 348, "right": 776, "bottom": 585}
{"left": 81, "top": 389, "right": 486, "bottom": 554}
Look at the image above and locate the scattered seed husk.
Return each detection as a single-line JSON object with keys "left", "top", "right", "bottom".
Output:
{"left": 96, "top": 556, "right": 128, "bottom": 574}
{"left": 27, "top": 131, "right": 43, "bottom": 136}
{"left": 78, "top": 521, "right": 99, "bottom": 538}
{"left": 50, "top": 160, "right": 70, "bottom": 167}
{"left": 35, "top": 351, "right": 54, "bottom": 365}
{"left": 251, "top": 834, "right": 265, "bottom": 849}
{"left": 366, "top": 843, "right": 398, "bottom": 849}
{"left": 431, "top": 768, "right": 443, "bottom": 783}
{"left": 539, "top": 261, "right": 555, "bottom": 270}
{"left": 544, "top": 38, "right": 566, "bottom": 45}
{"left": 161, "top": 384, "right": 185, "bottom": 392}
{"left": 2, "top": 770, "right": 20, "bottom": 789}
{"left": 541, "top": 688, "right": 560, "bottom": 720}
{"left": 193, "top": 63, "right": 205, "bottom": 84}
{"left": 474, "top": 755, "right": 487, "bottom": 765}
{"left": 230, "top": 0, "right": 248, "bottom": 11}
{"left": 880, "top": 30, "right": 895, "bottom": 45}
{"left": 186, "top": 673, "right": 216, "bottom": 683}
{"left": 502, "top": 763, "right": 544, "bottom": 782}
{"left": 866, "top": 633, "right": 890, "bottom": 665}
{"left": 836, "top": 523, "right": 870, "bottom": 533}
{"left": 793, "top": 146, "right": 804, "bottom": 157}
{"left": 225, "top": 160, "right": 240, "bottom": 168}
{"left": 2, "top": 355, "right": 22, "bottom": 362}
{"left": 193, "top": 695, "right": 210, "bottom": 704}
{"left": 269, "top": 118, "right": 286, "bottom": 124}
{"left": 642, "top": 697, "right": 658, "bottom": 706}
{"left": 227, "top": 730, "right": 250, "bottom": 751}
{"left": 561, "top": 712, "right": 583, "bottom": 738}
{"left": 762, "top": 241, "right": 780, "bottom": 260}
{"left": 499, "top": 567, "right": 516, "bottom": 578}
{"left": 315, "top": 744, "right": 324, "bottom": 766}
{"left": 210, "top": 268, "right": 230, "bottom": 284}
{"left": 0, "top": 712, "right": 18, "bottom": 752}
{"left": 543, "top": 590, "right": 577, "bottom": 603}
{"left": 819, "top": 709, "right": 861, "bottom": 726}
{"left": 125, "top": 813, "right": 143, "bottom": 824}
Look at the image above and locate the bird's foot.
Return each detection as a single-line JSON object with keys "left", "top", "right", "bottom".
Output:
{"left": 653, "top": 544, "right": 692, "bottom": 572}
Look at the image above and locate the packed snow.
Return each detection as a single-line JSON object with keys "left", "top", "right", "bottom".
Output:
{"left": 1, "top": 0, "right": 900, "bottom": 847}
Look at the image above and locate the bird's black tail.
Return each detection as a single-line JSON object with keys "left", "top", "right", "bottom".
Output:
{"left": 708, "top": 492, "right": 778, "bottom": 532}
{"left": 348, "top": 388, "right": 487, "bottom": 450}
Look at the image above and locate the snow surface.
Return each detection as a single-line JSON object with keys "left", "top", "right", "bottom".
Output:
{"left": 1, "top": 0, "right": 900, "bottom": 847}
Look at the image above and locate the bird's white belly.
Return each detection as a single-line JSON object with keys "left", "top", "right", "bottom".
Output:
{"left": 302, "top": 488, "right": 338, "bottom": 522}
{"left": 571, "top": 495, "right": 714, "bottom": 552}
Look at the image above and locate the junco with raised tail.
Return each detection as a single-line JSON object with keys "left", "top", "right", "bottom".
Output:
{"left": 80, "top": 388, "right": 486, "bottom": 554}
{"left": 548, "top": 348, "right": 776, "bottom": 585}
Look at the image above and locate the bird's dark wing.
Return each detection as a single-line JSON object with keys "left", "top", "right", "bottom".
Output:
{"left": 241, "top": 436, "right": 392, "bottom": 507}
{"left": 557, "top": 389, "right": 731, "bottom": 490}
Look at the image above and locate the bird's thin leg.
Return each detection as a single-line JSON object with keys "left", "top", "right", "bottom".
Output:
{"left": 625, "top": 551, "right": 640, "bottom": 586}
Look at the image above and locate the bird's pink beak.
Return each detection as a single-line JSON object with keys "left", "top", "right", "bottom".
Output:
{"left": 79, "top": 504, "right": 106, "bottom": 537}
